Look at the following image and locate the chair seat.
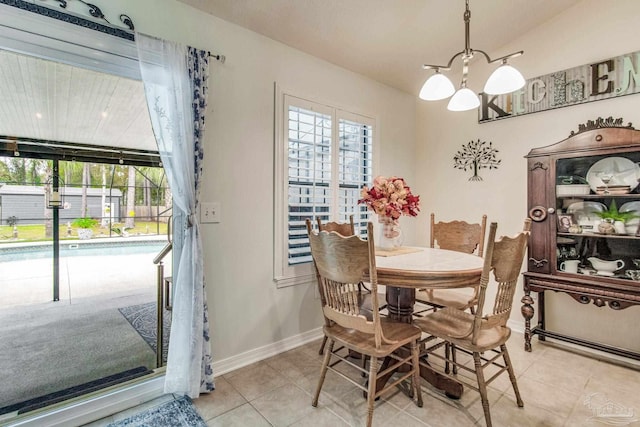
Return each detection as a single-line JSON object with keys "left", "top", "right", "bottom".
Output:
{"left": 415, "top": 288, "right": 476, "bottom": 310}
{"left": 414, "top": 308, "right": 511, "bottom": 352}
{"left": 324, "top": 318, "right": 422, "bottom": 358}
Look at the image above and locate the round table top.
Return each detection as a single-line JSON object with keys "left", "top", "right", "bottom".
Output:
{"left": 374, "top": 247, "right": 484, "bottom": 289}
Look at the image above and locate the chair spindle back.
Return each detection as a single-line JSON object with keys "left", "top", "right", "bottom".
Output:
{"left": 471, "top": 219, "right": 531, "bottom": 345}
{"left": 307, "top": 222, "right": 388, "bottom": 348}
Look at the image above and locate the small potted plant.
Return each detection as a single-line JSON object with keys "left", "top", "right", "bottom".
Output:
{"left": 595, "top": 200, "right": 639, "bottom": 234}
{"left": 72, "top": 217, "right": 98, "bottom": 240}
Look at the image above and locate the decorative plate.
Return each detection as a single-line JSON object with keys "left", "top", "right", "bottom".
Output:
{"left": 595, "top": 185, "right": 631, "bottom": 195}
{"left": 585, "top": 157, "right": 640, "bottom": 193}
{"left": 595, "top": 271, "right": 615, "bottom": 277}
{"left": 620, "top": 201, "right": 640, "bottom": 234}
{"left": 619, "top": 201, "right": 640, "bottom": 213}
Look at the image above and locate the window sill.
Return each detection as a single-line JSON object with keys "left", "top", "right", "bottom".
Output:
{"left": 274, "top": 273, "right": 315, "bottom": 288}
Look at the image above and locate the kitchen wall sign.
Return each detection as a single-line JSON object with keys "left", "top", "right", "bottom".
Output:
{"left": 479, "top": 50, "right": 640, "bottom": 123}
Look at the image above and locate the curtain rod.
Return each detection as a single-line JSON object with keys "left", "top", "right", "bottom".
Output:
{"left": 208, "top": 53, "right": 226, "bottom": 64}
{"left": 141, "top": 33, "right": 226, "bottom": 63}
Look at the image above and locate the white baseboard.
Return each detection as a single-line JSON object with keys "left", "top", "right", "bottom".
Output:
{"left": 507, "top": 317, "right": 640, "bottom": 368}
{"left": 212, "top": 327, "right": 324, "bottom": 376}
{"left": 507, "top": 318, "right": 525, "bottom": 334}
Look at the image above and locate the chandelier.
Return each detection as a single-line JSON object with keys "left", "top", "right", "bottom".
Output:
{"left": 418, "top": 0, "right": 525, "bottom": 111}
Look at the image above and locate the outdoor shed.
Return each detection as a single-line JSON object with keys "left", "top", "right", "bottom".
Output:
{"left": 0, "top": 185, "right": 122, "bottom": 225}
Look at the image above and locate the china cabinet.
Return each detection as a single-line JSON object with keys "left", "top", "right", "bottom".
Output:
{"left": 523, "top": 117, "right": 640, "bottom": 360}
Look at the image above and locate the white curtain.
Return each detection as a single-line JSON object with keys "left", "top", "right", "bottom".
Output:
{"left": 136, "top": 32, "right": 214, "bottom": 397}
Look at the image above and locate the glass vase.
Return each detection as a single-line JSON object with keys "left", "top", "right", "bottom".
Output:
{"left": 375, "top": 215, "right": 403, "bottom": 250}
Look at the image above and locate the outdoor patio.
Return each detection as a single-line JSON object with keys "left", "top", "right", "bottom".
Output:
{"left": 0, "top": 237, "right": 168, "bottom": 417}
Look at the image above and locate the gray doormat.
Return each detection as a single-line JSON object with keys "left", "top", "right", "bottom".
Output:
{"left": 106, "top": 396, "right": 207, "bottom": 427}
{"left": 118, "top": 302, "right": 171, "bottom": 363}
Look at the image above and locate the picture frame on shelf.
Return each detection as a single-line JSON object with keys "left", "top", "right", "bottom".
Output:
{"left": 557, "top": 213, "right": 575, "bottom": 233}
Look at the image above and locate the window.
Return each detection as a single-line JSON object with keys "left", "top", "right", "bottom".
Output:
{"left": 274, "top": 91, "right": 375, "bottom": 287}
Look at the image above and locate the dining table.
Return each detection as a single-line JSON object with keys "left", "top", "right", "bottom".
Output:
{"left": 372, "top": 246, "right": 484, "bottom": 398}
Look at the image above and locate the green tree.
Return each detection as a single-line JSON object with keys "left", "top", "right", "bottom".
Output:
{"left": 135, "top": 166, "right": 168, "bottom": 220}
{"left": 44, "top": 162, "right": 53, "bottom": 238}
{"left": 125, "top": 166, "right": 136, "bottom": 228}
{"left": 81, "top": 163, "right": 90, "bottom": 218}
{"left": 0, "top": 159, "right": 11, "bottom": 182}
{"left": 28, "top": 159, "right": 46, "bottom": 185}
{"left": 8, "top": 158, "right": 27, "bottom": 184}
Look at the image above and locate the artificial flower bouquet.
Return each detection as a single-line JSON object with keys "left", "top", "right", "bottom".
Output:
{"left": 358, "top": 175, "right": 420, "bottom": 222}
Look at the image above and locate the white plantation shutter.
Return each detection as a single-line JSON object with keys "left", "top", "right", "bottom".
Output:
{"left": 337, "top": 112, "right": 374, "bottom": 239}
{"left": 275, "top": 93, "right": 375, "bottom": 286}
{"left": 287, "top": 101, "right": 332, "bottom": 266}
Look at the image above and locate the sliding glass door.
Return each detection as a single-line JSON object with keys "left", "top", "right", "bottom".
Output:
{"left": 0, "top": 153, "right": 171, "bottom": 416}
{"left": 0, "top": 45, "right": 171, "bottom": 419}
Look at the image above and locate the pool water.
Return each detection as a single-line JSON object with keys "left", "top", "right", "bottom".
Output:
{"left": 0, "top": 240, "right": 167, "bottom": 262}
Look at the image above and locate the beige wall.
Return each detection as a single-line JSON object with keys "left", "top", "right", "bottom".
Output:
{"left": 100, "top": 0, "right": 640, "bottom": 363}
{"left": 416, "top": 0, "right": 640, "bottom": 352}
{"left": 102, "top": 0, "right": 417, "bottom": 364}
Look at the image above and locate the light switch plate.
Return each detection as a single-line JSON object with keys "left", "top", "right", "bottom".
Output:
{"left": 201, "top": 202, "right": 221, "bottom": 223}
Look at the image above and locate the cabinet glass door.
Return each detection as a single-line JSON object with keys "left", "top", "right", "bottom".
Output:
{"left": 555, "top": 153, "right": 640, "bottom": 279}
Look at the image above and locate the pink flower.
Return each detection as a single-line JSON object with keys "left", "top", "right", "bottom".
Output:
{"left": 358, "top": 175, "right": 420, "bottom": 220}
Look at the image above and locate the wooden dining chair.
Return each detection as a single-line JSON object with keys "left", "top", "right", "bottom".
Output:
{"left": 307, "top": 221, "right": 423, "bottom": 427}
{"left": 313, "top": 215, "right": 357, "bottom": 357}
{"left": 414, "top": 219, "right": 531, "bottom": 427}
{"left": 415, "top": 213, "right": 487, "bottom": 314}
{"left": 316, "top": 215, "right": 355, "bottom": 236}
{"left": 313, "top": 216, "right": 386, "bottom": 355}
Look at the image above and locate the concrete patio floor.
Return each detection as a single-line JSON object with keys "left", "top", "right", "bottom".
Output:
{"left": 0, "top": 237, "right": 169, "bottom": 417}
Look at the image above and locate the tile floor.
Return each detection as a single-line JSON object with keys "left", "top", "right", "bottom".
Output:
{"left": 87, "top": 331, "right": 640, "bottom": 427}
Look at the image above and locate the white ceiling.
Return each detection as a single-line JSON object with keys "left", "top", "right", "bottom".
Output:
{"left": 177, "top": 0, "right": 582, "bottom": 94}
{"left": 0, "top": 49, "right": 155, "bottom": 151}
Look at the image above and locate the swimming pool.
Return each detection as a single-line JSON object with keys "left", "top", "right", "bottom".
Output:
{"left": 0, "top": 238, "right": 167, "bottom": 262}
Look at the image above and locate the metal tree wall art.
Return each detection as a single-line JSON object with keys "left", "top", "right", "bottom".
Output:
{"left": 453, "top": 139, "right": 501, "bottom": 181}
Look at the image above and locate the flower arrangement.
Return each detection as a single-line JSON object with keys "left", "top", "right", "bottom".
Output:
{"left": 358, "top": 175, "right": 420, "bottom": 221}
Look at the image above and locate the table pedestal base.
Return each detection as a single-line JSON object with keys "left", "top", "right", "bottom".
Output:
{"left": 376, "top": 286, "right": 464, "bottom": 399}
{"left": 386, "top": 286, "right": 414, "bottom": 324}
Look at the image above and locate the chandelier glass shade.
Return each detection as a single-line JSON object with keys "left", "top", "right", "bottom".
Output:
{"left": 419, "top": 0, "right": 525, "bottom": 111}
{"left": 418, "top": 71, "right": 455, "bottom": 101}
{"left": 447, "top": 86, "right": 480, "bottom": 111}
{"left": 483, "top": 63, "right": 526, "bottom": 95}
